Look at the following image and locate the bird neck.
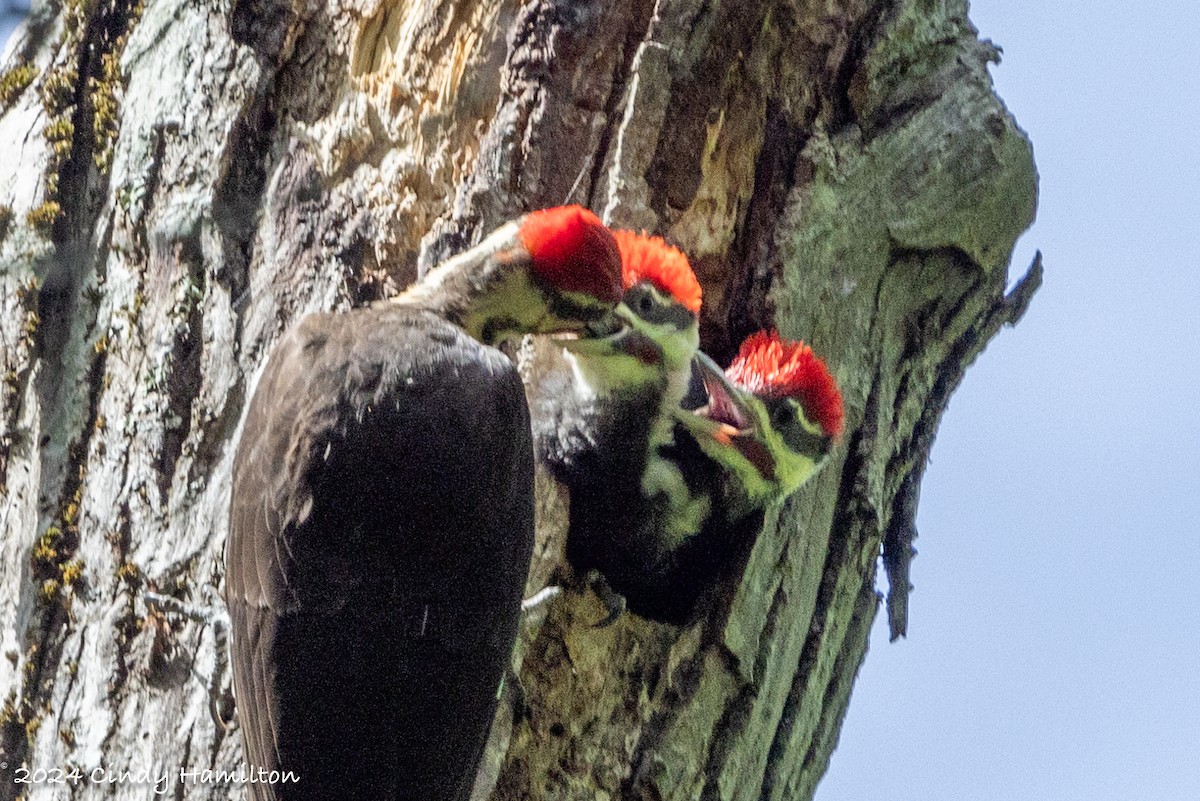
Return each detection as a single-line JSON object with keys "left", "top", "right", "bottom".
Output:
{"left": 565, "top": 348, "right": 662, "bottom": 400}
{"left": 392, "top": 222, "right": 539, "bottom": 345}
{"left": 673, "top": 409, "right": 778, "bottom": 520}
{"left": 623, "top": 351, "right": 712, "bottom": 548}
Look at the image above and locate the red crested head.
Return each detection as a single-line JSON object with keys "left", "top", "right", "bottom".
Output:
{"left": 613, "top": 230, "right": 702, "bottom": 315}
{"left": 517, "top": 206, "right": 624, "bottom": 304}
{"left": 726, "top": 330, "right": 844, "bottom": 438}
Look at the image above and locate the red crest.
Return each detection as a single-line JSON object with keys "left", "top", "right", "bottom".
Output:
{"left": 613, "top": 230, "right": 702, "bottom": 315}
{"left": 518, "top": 206, "right": 623, "bottom": 303}
{"left": 726, "top": 330, "right": 844, "bottom": 438}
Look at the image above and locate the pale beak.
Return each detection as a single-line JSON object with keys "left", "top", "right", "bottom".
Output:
{"left": 691, "top": 351, "right": 756, "bottom": 436}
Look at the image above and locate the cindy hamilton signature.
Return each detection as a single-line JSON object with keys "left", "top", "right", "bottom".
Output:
{"left": 2, "top": 762, "right": 300, "bottom": 794}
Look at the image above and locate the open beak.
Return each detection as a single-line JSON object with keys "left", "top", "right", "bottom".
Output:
{"left": 691, "top": 351, "right": 780, "bottom": 481}
{"left": 692, "top": 351, "right": 756, "bottom": 440}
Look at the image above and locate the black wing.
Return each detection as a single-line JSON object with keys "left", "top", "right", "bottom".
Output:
{"left": 224, "top": 305, "right": 534, "bottom": 801}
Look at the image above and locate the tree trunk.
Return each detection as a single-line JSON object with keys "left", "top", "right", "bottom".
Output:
{"left": 0, "top": 0, "right": 1037, "bottom": 799}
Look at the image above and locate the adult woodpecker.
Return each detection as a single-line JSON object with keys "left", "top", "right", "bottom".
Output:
{"left": 564, "top": 329, "right": 845, "bottom": 625}
{"left": 223, "top": 206, "right": 622, "bottom": 801}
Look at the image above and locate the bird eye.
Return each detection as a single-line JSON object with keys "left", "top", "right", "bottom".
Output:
{"left": 637, "top": 292, "right": 654, "bottom": 315}
{"left": 772, "top": 403, "right": 792, "bottom": 428}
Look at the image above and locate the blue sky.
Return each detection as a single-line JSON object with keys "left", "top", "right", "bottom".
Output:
{"left": 0, "top": 0, "right": 24, "bottom": 47}
{"left": 821, "top": 2, "right": 1200, "bottom": 799}
{"left": 4, "top": 2, "right": 1197, "bottom": 798}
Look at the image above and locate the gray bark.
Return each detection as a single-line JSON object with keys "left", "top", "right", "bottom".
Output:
{"left": 0, "top": 0, "right": 1037, "bottom": 799}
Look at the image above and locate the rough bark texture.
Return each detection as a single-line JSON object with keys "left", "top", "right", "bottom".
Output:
{"left": 0, "top": 0, "right": 1037, "bottom": 799}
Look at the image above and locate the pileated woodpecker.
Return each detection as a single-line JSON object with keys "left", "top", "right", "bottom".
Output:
{"left": 563, "top": 329, "right": 845, "bottom": 624}
{"left": 528, "top": 231, "right": 702, "bottom": 487}
{"left": 516, "top": 232, "right": 703, "bottom": 618}
{"left": 689, "top": 330, "right": 845, "bottom": 516}
{"left": 223, "top": 206, "right": 622, "bottom": 801}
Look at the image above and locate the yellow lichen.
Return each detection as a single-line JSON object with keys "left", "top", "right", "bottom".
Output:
{"left": 16, "top": 275, "right": 40, "bottom": 300}
{"left": 90, "top": 0, "right": 145, "bottom": 174}
{"left": 0, "top": 63, "right": 37, "bottom": 109}
{"left": 0, "top": 695, "right": 17, "bottom": 723}
{"left": 0, "top": 711, "right": 13, "bottom": 732}
{"left": 32, "top": 527, "right": 62, "bottom": 565}
{"left": 31, "top": 538, "right": 58, "bottom": 564}
{"left": 43, "top": 118, "right": 75, "bottom": 152}
{"left": 40, "top": 66, "right": 77, "bottom": 112}
{"left": 60, "top": 560, "right": 85, "bottom": 586}
{"left": 91, "top": 49, "right": 124, "bottom": 173}
{"left": 26, "top": 202, "right": 62, "bottom": 234}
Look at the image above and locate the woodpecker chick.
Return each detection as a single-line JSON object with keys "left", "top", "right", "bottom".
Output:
{"left": 534, "top": 230, "right": 701, "bottom": 477}
{"left": 223, "top": 206, "right": 621, "bottom": 801}
{"left": 568, "top": 330, "right": 844, "bottom": 625}
{"left": 468, "top": 231, "right": 700, "bottom": 801}
{"left": 518, "top": 232, "right": 702, "bottom": 601}
{"left": 687, "top": 330, "right": 845, "bottom": 520}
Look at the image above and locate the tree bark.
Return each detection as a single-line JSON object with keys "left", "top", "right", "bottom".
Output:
{"left": 0, "top": 0, "right": 1037, "bottom": 799}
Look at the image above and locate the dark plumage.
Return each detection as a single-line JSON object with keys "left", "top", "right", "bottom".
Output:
{"left": 563, "top": 416, "right": 760, "bottom": 625}
{"left": 524, "top": 346, "right": 666, "bottom": 486}
{"left": 225, "top": 305, "right": 534, "bottom": 801}
{"left": 518, "top": 233, "right": 705, "bottom": 625}
{"left": 527, "top": 341, "right": 685, "bottom": 616}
